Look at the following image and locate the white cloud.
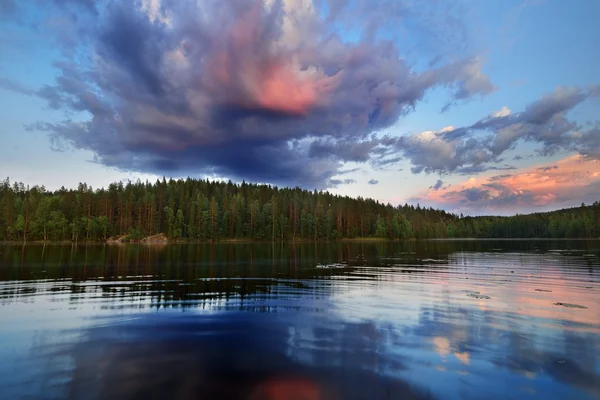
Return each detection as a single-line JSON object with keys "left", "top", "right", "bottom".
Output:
{"left": 491, "top": 106, "right": 511, "bottom": 118}
{"left": 141, "top": 0, "right": 171, "bottom": 25}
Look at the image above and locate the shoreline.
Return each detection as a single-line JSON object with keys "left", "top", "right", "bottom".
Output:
{"left": 2, "top": 237, "right": 600, "bottom": 246}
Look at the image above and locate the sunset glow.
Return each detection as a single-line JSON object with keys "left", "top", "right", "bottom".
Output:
{"left": 414, "top": 155, "right": 600, "bottom": 214}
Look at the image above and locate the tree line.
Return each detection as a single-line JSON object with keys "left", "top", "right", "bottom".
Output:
{"left": 1, "top": 177, "right": 599, "bottom": 242}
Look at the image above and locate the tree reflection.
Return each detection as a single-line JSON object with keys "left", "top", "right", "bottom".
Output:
{"left": 1, "top": 240, "right": 599, "bottom": 399}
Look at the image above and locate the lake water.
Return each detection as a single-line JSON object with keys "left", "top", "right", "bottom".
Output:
{"left": 0, "top": 240, "right": 599, "bottom": 400}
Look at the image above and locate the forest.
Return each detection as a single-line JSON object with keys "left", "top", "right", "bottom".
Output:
{"left": 1, "top": 177, "right": 599, "bottom": 242}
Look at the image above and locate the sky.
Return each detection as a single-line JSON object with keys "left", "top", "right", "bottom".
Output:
{"left": 0, "top": 0, "right": 599, "bottom": 216}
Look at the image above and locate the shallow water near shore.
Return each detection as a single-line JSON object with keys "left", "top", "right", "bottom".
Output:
{"left": 0, "top": 240, "right": 599, "bottom": 399}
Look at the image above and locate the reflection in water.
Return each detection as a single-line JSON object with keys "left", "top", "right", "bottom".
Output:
{"left": 0, "top": 240, "right": 599, "bottom": 399}
{"left": 34, "top": 313, "right": 433, "bottom": 400}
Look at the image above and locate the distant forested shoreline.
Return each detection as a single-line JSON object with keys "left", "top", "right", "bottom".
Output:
{"left": 1, "top": 178, "right": 599, "bottom": 243}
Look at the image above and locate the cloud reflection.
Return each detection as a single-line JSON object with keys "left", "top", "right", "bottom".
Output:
{"left": 1, "top": 241, "right": 599, "bottom": 399}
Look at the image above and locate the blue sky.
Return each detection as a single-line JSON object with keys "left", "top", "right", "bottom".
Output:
{"left": 0, "top": 0, "right": 599, "bottom": 215}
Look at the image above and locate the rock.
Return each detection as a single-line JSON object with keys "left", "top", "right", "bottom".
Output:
{"left": 141, "top": 233, "right": 168, "bottom": 244}
{"left": 106, "top": 235, "right": 127, "bottom": 244}
{"left": 554, "top": 302, "right": 588, "bottom": 309}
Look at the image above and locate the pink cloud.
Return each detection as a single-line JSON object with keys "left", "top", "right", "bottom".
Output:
{"left": 203, "top": 1, "right": 339, "bottom": 116}
{"left": 412, "top": 155, "right": 600, "bottom": 214}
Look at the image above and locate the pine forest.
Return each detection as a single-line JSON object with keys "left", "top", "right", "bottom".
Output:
{"left": 1, "top": 177, "right": 599, "bottom": 242}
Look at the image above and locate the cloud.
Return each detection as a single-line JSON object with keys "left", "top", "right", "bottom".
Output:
{"left": 308, "top": 138, "right": 380, "bottom": 163}
{"left": 0, "top": 77, "right": 35, "bottom": 95}
{"left": 472, "top": 86, "right": 597, "bottom": 156}
{"left": 573, "top": 126, "right": 600, "bottom": 159}
{"left": 410, "top": 155, "right": 600, "bottom": 214}
{"left": 20, "top": 0, "right": 494, "bottom": 189}
{"left": 429, "top": 179, "right": 444, "bottom": 190}
{"left": 436, "top": 57, "right": 496, "bottom": 111}
{"left": 490, "top": 106, "right": 511, "bottom": 118}
{"left": 368, "top": 179, "right": 379, "bottom": 185}
{"left": 383, "top": 125, "right": 499, "bottom": 175}
{"left": 328, "top": 178, "right": 356, "bottom": 187}
{"left": 373, "top": 86, "right": 600, "bottom": 176}
{"left": 513, "top": 154, "right": 533, "bottom": 161}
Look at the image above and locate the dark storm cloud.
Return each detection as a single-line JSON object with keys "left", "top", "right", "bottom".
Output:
{"left": 22, "top": 0, "right": 495, "bottom": 189}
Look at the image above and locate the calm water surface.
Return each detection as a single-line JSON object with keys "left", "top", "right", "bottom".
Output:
{"left": 0, "top": 240, "right": 599, "bottom": 400}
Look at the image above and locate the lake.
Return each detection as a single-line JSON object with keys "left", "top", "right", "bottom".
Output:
{"left": 0, "top": 240, "right": 599, "bottom": 400}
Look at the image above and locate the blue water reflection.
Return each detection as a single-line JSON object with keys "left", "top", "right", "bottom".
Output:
{"left": 0, "top": 241, "right": 599, "bottom": 399}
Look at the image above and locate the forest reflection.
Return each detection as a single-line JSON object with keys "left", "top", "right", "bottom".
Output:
{"left": 1, "top": 240, "right": 599, "bottom": 399}
{"left": 1, "top": 240, "right": 599, "bottom": 311}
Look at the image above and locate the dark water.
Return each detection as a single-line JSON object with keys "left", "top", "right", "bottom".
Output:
{"left": 0, "top": 241, "right": 599, "bottom": 400}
